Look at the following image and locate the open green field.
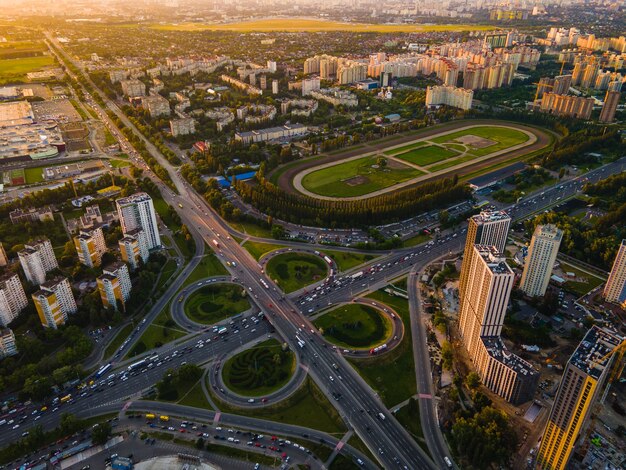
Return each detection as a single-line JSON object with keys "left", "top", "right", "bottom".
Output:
{"left": 179, "top": 253, "right": 228, "bottom": 289}
{"left": 0, "top": 56, "right": 55, "bottom": 84}
{"left": 348, "top": 288, "right": 416, "bottom": 407}
{"left": 149, "top": 19, "right": 495, "bottom": 33}
{"left": 314, "top": 304, "right": 391, "bottom": 349}
{"left": 223, "top": 339, "right": 295, "bottom": 397}
{"left": 0, "top": 40, "right": 47, "bottom": 59}
{"left": 241, "top": 241, "right": 285, "bottom": 260}
{"left": 110, "top": 159, "right": 131, "bottom": 168}
{"left": 324, "top": 250, "right": 376, "bottom": 272}
{"left": 266, "top": 252, "right": 328, "bottom": 293}
{"left": 384, "top": 142, "right": 428, "bottom": 156}
{"left": 394, "top": 145, "right": 458, "bottom": 167}
{"left": 302, "top": 156, "right": 423, "bottom": 198}
{"left": 430, "top": 126, "right": 529, "bottom": 157}
{"left": 184, "top": 283, "right": 250, "bottom": 325}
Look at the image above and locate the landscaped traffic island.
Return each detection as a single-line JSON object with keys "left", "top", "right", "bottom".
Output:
{"left": 313, "top": 303, "right": 392, "bottom": 349}
{"left": 222, "top": 339, "right": 296, "bottom": 397}
{"left": 265, "top": 252, "right": 329, "bottom": 293}
{"left": 184, "top": 283, "right": 250, "bottom": 324}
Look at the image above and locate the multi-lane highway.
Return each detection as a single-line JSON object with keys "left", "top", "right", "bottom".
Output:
{"left": 32, "top": 35, "right": 626, "bottom": 469}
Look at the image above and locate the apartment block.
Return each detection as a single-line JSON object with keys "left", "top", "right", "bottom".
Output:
{"left": 142, "top": 95, "right": 170, "bottom": 117}
{"left": 169, "top": 118, "right": 195, "bottom": 137}
{"left": 604, "top": 240, "right": 626, "bottom": 305}
{"left": 32, "top": 277, "right": 76, "bottom": 329}
{"left": 120, "top": 79, "right": 146, "bottom": 97}
{"left": 519, "top": 224, "right": 563, "bottom": 297}
{"left": 0, "top": 329, "right": 18, "bottom": 358}
{"left": 0, "top": 242, "right": 8, "bottom": 267}
{"left": 18, "top": 238, "right": 58, "bottom": 285}
{"left": 539, "top": 93, "right": 594, "bottom": 120}
{"left": 0, "top": 272, "right": 28, "bottom": 327}
{"left": 537, "top": 326, "right": 622, "bottom": 470}
{"left": 74, "top": 225, "right": 106, "bottom": 268}
{"left": 599, "top": 90, "right": 620, "bottom": 123}
{"left": 119, "top": 228, "right": 149, "bottom": 270}
{"left": 97, "top": 262, "right": 132, "bottom": 310}
{"left": 425, "top": 85, "right": 473, "bottom": 111}
{"left": 116, "top": 193, "right": 161, "bottom": 250}
{"left": 459, "top": 211, "right": 511, "bottom": 300}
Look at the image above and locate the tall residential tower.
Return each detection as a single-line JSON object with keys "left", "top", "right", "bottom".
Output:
{"left": 604, "top": 240, "right": 626, "bottom": 306}
{"left": 116, "top": 193, "right": 161, "bottom": 250}
{"left": 519, "top": 224, "right": 563, "bottom": 297}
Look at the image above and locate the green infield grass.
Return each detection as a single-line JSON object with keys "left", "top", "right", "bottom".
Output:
{"left": 184, "top": 283, "right": 250, "bottom": 324}
{"left": 314, "top": 303, "right": 392, "bottom": 349}
{"left": 265, "top": 252, "right": 329, "bottom": 293}
{"left": 394, "top": 145, "right": 458, "bottom": 167}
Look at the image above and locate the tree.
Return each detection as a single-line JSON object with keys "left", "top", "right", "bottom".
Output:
{"left": 441, "top": 341, "right": 453, "bottom": 370}
{"left": 178, "top": 364, "right": 203, "bottom": 383}
{"left": 92, "top": 422, "right": 112, "bottom": 445}
{"left": 272, "top": 353, "right": 282, "bottom": 365}
{"left": 439, "top": 210, "right": 450, "bottom": 225}
{"left": 376, "top": 156, "right": 388, "bottom": 168}
{"left": 465, "top": 372, "right": 480, "bottom": 392}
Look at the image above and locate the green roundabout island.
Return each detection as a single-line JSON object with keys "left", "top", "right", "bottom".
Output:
{"left": 222, "top": 339, "right": 296, "bottom": 397}
{"left": 313, "top": 303, "right": 393, "bottom": 350}
{"left": 184, "top": 283, "right": 250, "bottom": 324}
{"left": 265, "top": 252, "right": 329, "bottom": 293}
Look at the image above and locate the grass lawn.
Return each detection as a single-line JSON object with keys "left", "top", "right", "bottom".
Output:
{"left": 110, "top": 159, "right": 131, "bottom": 168}
{"left": 559, "top": 261, "right": 605, "bottom": 296}
{"left": 324, "top": 250, "right": 376, "bottom": 272}
{"left": 403, "top": 232, "right": 431, "bottom": 247}
{"left": 69, "top": 99, "right": 88, "bottom": 120}
{"left": 241, "top": 241, "right": 285, "bottom": 260}
{"left": 265, "top": 252, "right": 328, "bottom": 293}
{"left": 314, "top": 304, "right": 391, "bottom": 350}
{"left": 184, "top": 283, "right": 250, "bottom": 324}
{"left": 428, "top": 153, "right": 478, "bottom": 172}
{"left": 176, "top": 379, "right": 213, "bottom": 410}
{"left": 329, "top": 454, "right": 360, "bottom": 470}
{"left": 103, "top": 323, "right": 134, "bottom": 359}
{"left": 149, "top": 19, "right": 494, "bottom": 33}
{"left": 0, "top": 56, "right": 54, "bottom": 83}
{"left": 209, "top": 376, "right": 346, "bottom": 435}
{"left": 431, "top": 126, "right": 529, "bottom": 157}
{"left": 394, "top": 145, "right": 458, "bottom": 166}
{"left": 301, "top": 155, "right": 423, "bottom": 198}
{"left": 156, "top": 259, "right": 178, "bottom": 291}
{"left": 179, "top": 253, "right": 228, "bottom": 289}
{"left": 229, "top": 220, "right": 272, "bottom": 238}
{"left": 104, "top": 129, "right": 117, "bottom": 146}
{"left": 384, "top": 141, "right": 428, "bottom": 156}
{"left": 128, "top": 323, "right": 187, "bottom": 357}
{"left": 223, "top": 339, "right": 295, "bottom": 397}
{"left": 348, "top": 289, "right": 416, "bottom": 407}
{"left": 24, "top": 167, "right": 44, "bottom": 184}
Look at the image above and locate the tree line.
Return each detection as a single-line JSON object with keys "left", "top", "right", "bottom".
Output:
{"left": 233, "top": 174, "right": 471, "bottom": 228}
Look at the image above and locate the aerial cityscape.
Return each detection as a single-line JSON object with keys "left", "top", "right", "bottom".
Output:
{"left": 0, "top": 1, "right": 624, "bottom": 469}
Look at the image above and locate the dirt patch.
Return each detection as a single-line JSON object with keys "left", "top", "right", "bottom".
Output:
{"left": 344, "top": 175, "right": 369, "bottom": 186}
{"left": 455, "top": 135, "right": 496, "bottom": 148}
{"left": 385, "top": 157, "right": 409, "bottom": 169}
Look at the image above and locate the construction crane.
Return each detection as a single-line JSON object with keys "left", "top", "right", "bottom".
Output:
{"left": 533, "top": 81, "right": 554, "bottom": 103}
{"left": 594, "top": 337, "right": 626, "bottom": 403}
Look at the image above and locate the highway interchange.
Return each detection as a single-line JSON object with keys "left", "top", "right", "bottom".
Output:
{"left": 9, "top": 36, "right": 626, "bottom": 469}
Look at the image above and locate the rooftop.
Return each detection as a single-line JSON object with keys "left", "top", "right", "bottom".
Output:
{"left": 116, "top": 192, "right": 152, "bottom": 205}
{"left": 475, "top": 244, "right": 512, "bottom": 274}
{"left": 482, "top": 336, "right": 538, "bottom": 377}
{"left": 470, "top": 210, "right": 511, "bottom": 225}
{"left": 570, "top": 326, "right": 622, "bottom": 380}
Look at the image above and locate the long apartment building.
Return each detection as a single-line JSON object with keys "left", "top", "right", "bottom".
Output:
{"left": 0, "top": 329, "right": 17, "bottom": 358}
{"left": 539, "top": 92, "right": 594, "bottom": 120}
{"left": 0, "top": 272, "right": 28, "bottom": 327}
{"left": 119, "top": 228, "right": 150, "bottom": 270}
{"left": 0, "top": 242, "right": 8, "bottom": 267}
{"left": 18, "top": 238, "right": 58, "bottom": 285}
{"left": 519, "top": 224, "right": 563, "bottom": 297}
{"left": 425, "top": 85, "right": 474, "bottom": 111}
{"left": 537, "top": 326, "right": 622, "bottom": 470}
{"left": 74, "top": 225, "right": 106, "bottom": 268}
{"left": 603, "top": 240, "right": 626, "bottom": 306}
{"left": 97, "top": 262, "right": 132, "bottom": 311}
{"left": 32, "top": 277, "right": 76, "bottom": 329}
{"left": 458, "top": 245, "right": 539, "bottom": 405}
{"left": 116, "top": 193, "right": 161, "bottom": 250}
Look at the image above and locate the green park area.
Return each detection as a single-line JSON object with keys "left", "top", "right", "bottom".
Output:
{"left": 265, "top": 252, "right": 328, "bottom": 293}
{"left": 324, "top": 250, "right": 376, "bottom": 272}
{"left": 184, "top": 283, "right": 250, "bottom": 325}
{"left": 222, "top": 339, "right": 295, "bottom": 397}
{"left": 301, "top": 155, "right": 423, "bottom": 198}
{"left": 394, "top": 145, "right": 459, "bottom": 167}
{"left": 0, "top": 56, "right": 55, "bottom": 84}
{"left": 314, "top": 303, "right": 391, "bottom": 349}
{"left": 241, "top": 241, "right": 285, "bottom": 260}
{"left": 431, "top": 126, "right": 529, "bottom": 157}
{"left": 110, "top": 159, "right": 131, "bottom": 168}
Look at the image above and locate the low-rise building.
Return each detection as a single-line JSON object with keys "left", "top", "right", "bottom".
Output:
{"left": 32, "top": 277, "right": 76, "bottom": 328}
{"left": 169, "top": 118, "right": 195, "bottom": 137}
{"left": 9, "top": 207, "right": 54, "bottom": 224}
{"left": 309, "top": 88, "right": 358, "bottom": 107}
{"left": 120, "top": 80, "right": 146, "bottom": 97}
{"left": 235, "top": 124, "right": 308, "bottom": 145}
{"left": 142, "top": 95, "right": 170, "bottom": 117}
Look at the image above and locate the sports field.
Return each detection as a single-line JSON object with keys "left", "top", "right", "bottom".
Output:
{"left": 294, "top": 124, "right": 536, "bottom": 199}
{"left": 150, "top": 18, "right": 495, "bottom": 33}
{"left": 0, "top": 56, "right": 55, "bottom": 84}
{"left": 394, "top": 145, "right": 458, "bottom": 166}
{"left": 301, "top": 155, "right": 423, "bottom": 198}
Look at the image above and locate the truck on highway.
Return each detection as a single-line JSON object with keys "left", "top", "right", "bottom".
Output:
{"left": 128, "top": 358, "right": 147, "bottom": 371}
{"left": 212, "top": 239, "right": 220, "bottom": 248}
{"left": 218, "top": 327, "right": 228, "bottom": 335}
{"left": 351, "top": 271, "right": 364, "bottom": 280}
{"left": 95, "top": 363, "right": 112, "bottom": 378}
{"left": 378, "top": 412, "right": 386, "bottom": 421}
{"left": 323, "top": 256, "right": 332, "bottom": 265}
{"left": 369, "top": 344, "right": 388, "bottom": 355}
{"left": 60, "top": 394, "right": 72, "bottom": 404}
